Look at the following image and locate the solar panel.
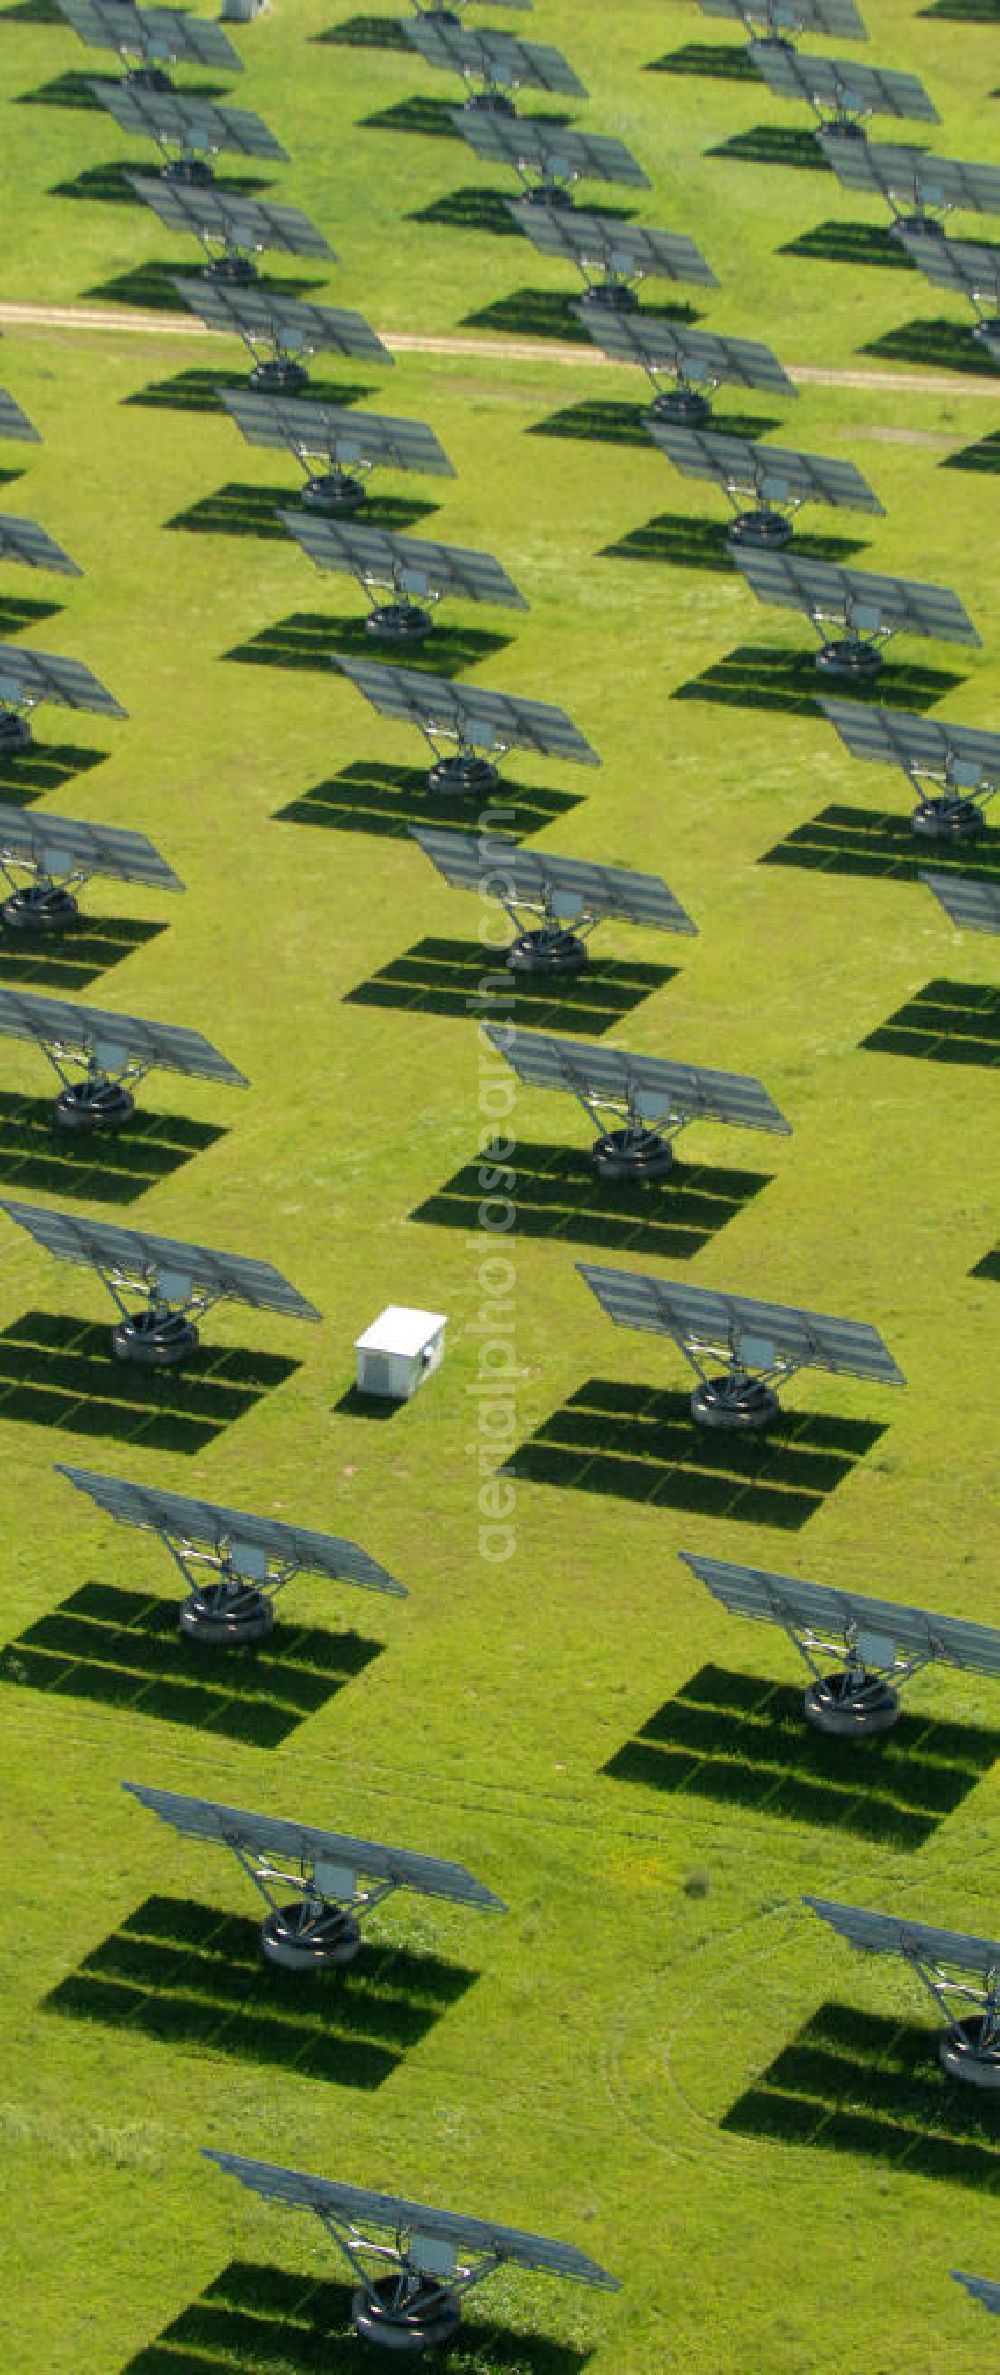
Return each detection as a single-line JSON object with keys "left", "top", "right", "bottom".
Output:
{"left": 57, "top": 0, "right": 243, "bottom": 71}
{"left": 648, "top": 427, "right": 883, "bottom": 516}
{"left": 58, "top": 1467, "right": 404, "bottom": 1593}
{"left": 336, "top": 658, "right": 600, "bottom": 764}
{"left": 218, "top": 392, "right": 454, "bottom": 477}
{"left": 507, "top": 204, "right": 718, "bottom": 288}
{"left": 920, "top": 873, "right": 1000, "bottom": 934}
{"left": 0, "top": 390, "right": 40, "bottom": 445}
{"left": 0, "top": 643, "right": 126, "bottom": 716}
{"left": 0, "top": 1204, "right": 321, "bottom": 1320}
{"left": 578, "top": 309, "right": 797, "bottom": 395}
{"left": 0, "top": 514, "right": 81, "bottom": 576}
{"left": 0, "top": 805, "right": 182, "bottom": 892}
{"left": 699, "top": 0, "right": 867, "bottom": 34}
{"left": 407, "top": 20, "right": 587, "bottom": 95}
{"left": 747, "top": 44, "right": 940, "bottom": 122}
{"left": 280, "top": 516, "right": 528, "bottom": 611}
{"left": 898, "top": 227, "right": 1000, "bottom": 307}
{"left": 88, "top": 81, "right": 288, "bottom": 160}
{"left": 953, "top": 2274, "right": 1000, "bottom": 2317}
{"left": 172, "top": 279, "right": 385, "bottom": 359}
{"left": 576, "top": 1266, "right": 905, "bottom": 1384}
{"left": 130, "top": 179, "right": 335, "bottom": 260}
{"left": 204, "top": 2156, "right": 621, "bottom": 2291}
{"left": 803, "top": 1899, "right": 1000, "bottom": 1975}
{"left": 123, "top": 1785, "right": 506, "bottom": 1910}
{"left": 819, "top": 700, "right": 1000, "bottom": 790}
{"left": 0, "top": 989, "right": 248, "bottom": 1087}
{"left": 411, "top": 826, "right": 698, "bottom": 933}
{"left": 451, "top": 110, "right": 650, "bottom": 187}
{"left": 679, "top": 1552, "right": 1000, "bottom": 1677}
{"left": 483, "top": 1028, "right": 791, "bottom": 1135}
{"left": 817, "top": 136, "right": 1000, "bottom": 220}
{"left": 733, "top": 551, "right": 981, "bottom": 645}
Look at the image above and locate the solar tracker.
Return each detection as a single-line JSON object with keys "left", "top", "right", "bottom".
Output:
{"left": 0, "top": 514, "right": 80, "bottom": 577}
{"left": 899, "top": 226, "right": 1000, "bottom": 306}
{"left": 57, "top": 1, "right": 243, "bottom": 72}
{"left": 407, "top": 19, "right": 586, "bottom": 96}
{"left": 680, "top": 1550, "right": 1000, "bottom": 1735}
{"left": 819, "top": 699, "right": 1000, "bottom": 837}
{"left": 451, "top": 109, "right": 650, "bottom": 197}
{"left": 219, "top": 391, "right": 452, "bottom": 512}
{"left": 2, "top": 1204, "right": 320, "bottom": 1368}
{"left": 0, "top": 390, "right": 40, "bottom": 445}
{"left": 921, "top": 873, "right": 1000, "bottom": 933}
{"left": 0, "top": 804, "right": 182, "bottom": 946}
{"left": 803, "top": 1898, "right": 1000, "bottom": 2085}
{"left": 748, "top": 43, "right": 939, "bottom": 125}
{"left": 172, "top": 277, "right": 385, "bottom": 393}
{"left": 125, "top": 1783, "right": 504, "bottom": 1963}
{"left": 507, "top": 203, "right": 717, "bottom": 309}
{"left": 698, "top": 0, "right": 867, "bottom": 35}
{"left": 0, "top": 643, "right": 125, "bottom": 757}
{"left": 953, "top": 2274, "right": 1000, "bottom": 2317}
{"left": 649, "top": 425, "right": 882, "bottom": 548}
{"left": 817, "top": 136, "right": 1000, "bottom": 228}
{"left": 336, "top": 657, "right": 598, "bottom": 793}
{"left": 130, "top": 178, "right": 334, "bottom": 274}
{"left": 734, "top": 550, "right": 980, "bottom": 682}
{"left": 411, "top": 824, "right": 696, "bottom": 970}
{"left": 88, "top": 80, "right": 287, "bottom": 162}
{"left": 205, "top": 2153, "right": 619, "bottom": 2349}
{"left": 577, "top": 306, "right": 795, "bottom": 425}
{"left": 280, "top": 515, "right": 527, "bottom": 644}
{"left": 577, "top": 1265, "right": 904, "bottom": 1430}
{"left": 0, "top": 987, "right": 246, "bottom": 1135}
{"left": 484, "top": 1026, "right": 789, "bottom": 1181}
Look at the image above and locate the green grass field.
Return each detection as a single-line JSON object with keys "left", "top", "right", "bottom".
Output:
{"left": 0, "top": 1, "right": 998, "bottom": 2369}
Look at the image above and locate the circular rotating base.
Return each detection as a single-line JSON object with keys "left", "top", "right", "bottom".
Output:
{"left": 113, "top": 1311, "right": 199, "bottom": 1369}
{"left": 125, "top": 66, "right": 174, "bottom": 93}
{"left": 726, "top": 508, "right": 793, "bottom": 550}
{"left": 912, "top": 797, "right": 983, "bottom": 842}
{"left": 0, "top": 711, "right": 32, "bottom": 755}
{"left": 890, "top": 210, "right": 945, "bottom": 242}
{"left": 524, "top": 183, "right": 574, "bottom": 210}
{"left": 815, "top": 637, "right": 883, "bottom": 683}
{"left": 261, "top": 1903, "right": 361, "bottom": 1971}
{"left": 804, "top": 1674, "right": 900, "bottom": 1737}
{"left": 364, "top": 603, "right": 433, "bottom": 646}
{"left": 939, "top": 2016, "right": 1000, "bottom": 2091}
{"left": 179, "top": 1585, "right": 274, "bottom": 1647}
{"left": 165, "top": 157, "right": 214, "bottom": 187}
{"left": 301, "top": 471, "right": 366, "bottom": 514}
{"left": 205, "top": 253, "right": 257, "bottom": 285}
{"left": 353, "top": 2283, "right": 462, "bottom": 2356}
{"left": 2, "top": 886, "right": 78, "bottom": 935}
{"left": 250, "top": 357, "right": 308, "bottom": 394}
{"left": 580, "top": 280, "right": 638, "bottom": 313}
{"left": 690, "top": 1378, "right": 780, "bottom": 1433}
{"left": 593, "top": 1128, "right": 674, "bottom": 1182}
{"left": 427, "top": 753, "right": 500, "bottom": 798}
{"left": 54, "top": 1082, "right": 134, "bottom": 1137}
{"left": 464, "top": 89, "right": 516, "bottom": 115}
{"left": 506, "top": 929, "right": 588, "bottom": 975}
{"left": 823, "top": 117, "right": 867, "bottom": 141}
{"left": 650, "top": 386, "right": 712, "bottom": 429}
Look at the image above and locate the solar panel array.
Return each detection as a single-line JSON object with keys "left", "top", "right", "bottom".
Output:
{"left": 802, "top": 1899, "right": 1000, "bottom": 1974}
{"left": 952, "top": 2275, "right": 1000, "bottom": 2317}
{"left": 818, "top": 700, "right": 1000, "bottom": 788}
{"left": 507, "top": 205, "right": 719, "bottom": 288}
{"left": 921, "top": 873, "right": 1000, "bottom": 934}
{"left": 57, "top": 0, "right": 244, "bottom": 71}
{"left": 204, "top": 2156, "right": 622, "bottom": 2288}
{"left": 747, "top": 44, "right": 940, "bottom": 121}
{"left": 0, "top": 389, "right": 40, "bottom": 444}
{"left": 679, "top": 1553, "right": 1000, "bottom": 1674}
{"left": 281, "top": 516, "right": 529, "bottom": 610}
{"left": 88, "top": 83, "right": 289, "bottom": 162}
{"left": 0, "top": 805, "right": 182, "bottom": 891}
{"left": 451, "top": 110, "right": 651, "bottom": 187}
{"left": 57, "top": 1468, "right": 404, "bottom": 1592}
{"left": 411, "top": 827, "right": 698, "bottom": 934}
{"left": 483, "top": 1028, "right": 792, "bottom": 1135}
{"left": 336, "top": 659, "right": 600, "bottom": 763}
{"left": 648, "top": 427, "right": 883, "bottom": 515}
{"left": 0, "top": 989, "right": 247, "bottom": 1087}
{"left": 0, "top": 1203, "right": 322, "bottom": 1320}
{"left": 123, "top": 1785, "right": 507, "bottom": 1909}
{"left": 172, "top": 279, "right": 387, "bottom": 359}
{"left": 576, "top": 1267, "right": 905, "bottom": 1384}
{"left": 578, "top": 309, "right": 797, "bottom": 394}
{"left": 733, "top": 551, "right": 981, "bottom": 644}
{"left": 219, "top": 392, "right": 454, "bottom": 477}
{"left": 129, "top": 178, "right": 335, "bottom": 260}
{"left": 898, "top": 228, "right": 1000, "bottom": 306}
{"left": 698, "top": 0, "right": 868, "bottom": 34}
{"left": 0, "top": 513, "right": 81, "bottom": 576}
{"left": 0, "top": 643, "right": 126, "bottom": 715}
{"left": 817, "top": 137, "right": 1000, "bottom": 219}
{"left": 406, "top": 20, "right": 588, "bottom": 97}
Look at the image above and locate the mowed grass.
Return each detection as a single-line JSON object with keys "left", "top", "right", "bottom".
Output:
{"left": 0, "top": 2, "right": 998, "bottom": 2372}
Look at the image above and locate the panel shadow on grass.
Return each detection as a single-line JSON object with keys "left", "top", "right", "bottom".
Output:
{"left": 601, "top": 511, "right": 866, "bottom": 574}
{"left": 316, "top": 10, "right": 414, "bottom": 44}
{"left": 86, "top": 261, "right": 323, "bottom": 314}
{"left": 941, "top": 429, "right": 1000, "bottom": 475}
{"left": 919, "top": 0, "right": 1000, "bottom": 18}
{"left": 504, "top": 1382, "right": 886, "bottom": 1529}
{"left": 0, "top": 738, "right": 106, "bottom": 808}
{"left": 778, "top": 219, "right": 916, "bottom": 271}
{"left": 760, "top": 804, "right": 1000, "bottom": 888}
{"left": 0, "top": 1093, "right": 224, "bottom": 1207}
{"left": 121, "top": 2259, "right": 592, "bottom": 2375}
{"left": 707, "top": 124, "right": 831, "bottom": 171}
{"left": 861, "top": 978, "right": 1000, "bottom": 1068}
{"left": 124, "top": 370, "right": 374, "bottom": 419}
{"left": 51, "top": 161, "right": 273, "bottom": 207}
{"left": 646, "top": 41, "right": 761, "bottom": 79}
{"left": 15, "top": 69, "right": 116, "bottom": 108}
{"left": 722, "top": 2001, "right": 1000, "bottom": 2192}
{"left": 972, "top": 1244, "right": 1000, "bottom": 1282}
{"left": 412, "top": 184, "right": 635, "bottom": 238}
{"left": 671, "top": 643, "right": 964, "bottom": 720}
{"left": 411, "top": 1139, "right": 772, "bottom": 1260}
{"left": 46, "top": 1895, "right": 475, "bottom": 2090}
{"left": 344, "top": 938, "right": 679, "bottom": 1033}
{"left": 0, "top": 915, "right": 166, "bottom": 993}
{"left": 461, "top": 287, "right": 701, "bottom": 343}
{"left": 528, "top": 399, "right": 783, "bottom": 448}
{"left": 359, "top": 93, "right": 572, "bottom": 139}
{"left": 604, "top": 1665, "right": 1000, "bottom": 1849}
{"left": 861, "top": 316, "right": 1000, "bottom": 377}
{"left": 0, "top": 1582, "right": 381, "bottom": 1747}
{"left": 0, "top": 0, "right": 61, "bottom": 19}
{"left": 224, "top": 611, "right": 514, "bottom": 681}
{"left": 0, "top": 1309, "right": 299, "bottom": 1453}
{"left": 0, "top": 594, "right": 62, "bottom": 636}
{"left": 165, "top": 482, "right": 437, "bottom": 543}
{"left": 274, "top": 760, "right": 582, "bottom": 844}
